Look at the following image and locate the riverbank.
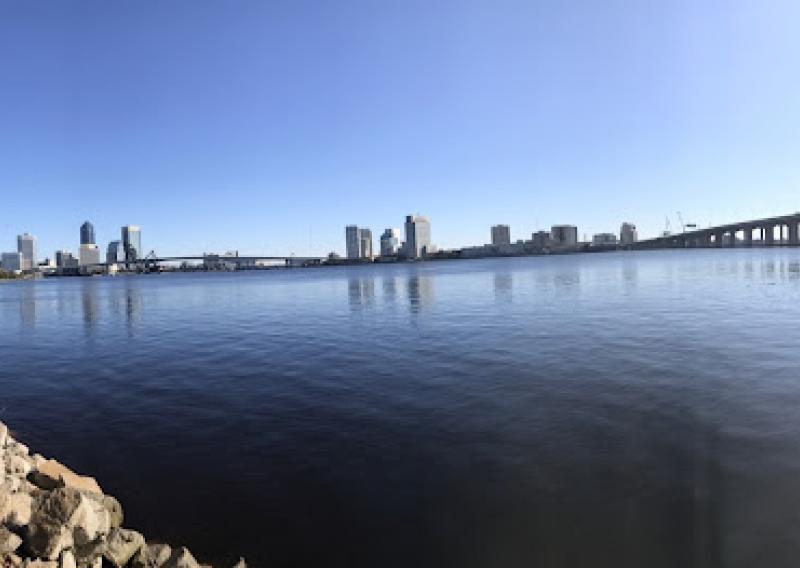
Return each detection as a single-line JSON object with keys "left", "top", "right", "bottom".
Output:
{"left": 0, "top": 422, "right": 245, "bottom": 568}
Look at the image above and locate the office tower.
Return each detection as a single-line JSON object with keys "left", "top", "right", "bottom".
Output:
{"left": 550, "top": 225, "right": 578, "bottom": 246}
{"left": 359, "top": 228, "right": 373, "bottom": 259}
{"left": 620, "top": 223, "right": 638, "bottom": 244}
{"left": 106, "top": 241, "right": 125, "bottom": 264}
{"left": 122, "top": 225, "right": 142, "bottom": 262}
{"left": 403, "top": 215, "right": 432, "bottom": 259}
{"left": 17, "top": 233, "right": 37, "bottom": 271}
{"left": 491, "top": 225, "right": 511, "bottom": 246}
{"left": 1, "top": 252, "right": 23, "bottom": 272}
{"left": 79, "top": 244, "right": 101, "bottom": 266}
{"left": 346, "top": 225, "right": 360, "bottom": 259}
{"left": 56, "top": 250, "right": 76, "bottom": 269}
{"left": 80, "top": 221, "right": 95, "bottom": 245}
{"left": 380, "top": 228, "right": 400, "bottom": 256}
{"left": 531, "top": 231, "right": 551, "bottom": 248}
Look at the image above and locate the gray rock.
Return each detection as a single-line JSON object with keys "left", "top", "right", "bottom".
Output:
{"left": 162, "top": 547, "right": 200, "bottom": 568}
{"left": 0, "top": 490, "right": 33, "bottom": 527}
{"left": 103, "top": 528, "right": 145, "bottom": 567}
{"left": 101, "top": 495, "right": 123, "bottom": 529}
{"left": 28, "top": 488, "right": 110, "bottom": 560}
{"left": 0, "top": 525, "right": 23, "bottom": 554}
{"left": 130, "top": 543, "right": 172, "bottom": 568}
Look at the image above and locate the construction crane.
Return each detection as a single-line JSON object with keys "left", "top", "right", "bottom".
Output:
{"left": 676, "top": 212, "right": 698, "bottom": 233}
{"left": 661, "top": 217, "right": 672, "bottom": 238}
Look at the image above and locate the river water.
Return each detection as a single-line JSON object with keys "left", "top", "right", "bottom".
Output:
{"left": 1, "top": 250, "right": 800, "bottom": 567}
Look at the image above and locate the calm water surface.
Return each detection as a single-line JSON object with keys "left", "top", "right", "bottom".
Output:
{"left": 2, "top": 250, "right": 800, "bottom": 567}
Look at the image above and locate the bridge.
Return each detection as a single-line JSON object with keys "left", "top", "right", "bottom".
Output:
{"left": 633, "top": 212, "right": 800, "bottom": 249}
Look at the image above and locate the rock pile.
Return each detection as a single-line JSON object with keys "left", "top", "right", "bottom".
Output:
{"left": 0, "top": 422, "right": 246, "bottom": 568}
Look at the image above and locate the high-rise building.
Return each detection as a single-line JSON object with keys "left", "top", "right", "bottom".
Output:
{"left": 106, "top": 241, "right": 125, "bottom": 264}
{"left": 79, "top": 244, "right": 101, "bottom": 266}
{"left": 531, "top": 231, "right": 552, "bottom": 248}
{"left": 80, "top": 221, "right": 95, "bottom": 245}
{"left": 122, "top": 226, "right": 142, "bottom": 262}
{"left": 551, "top": 225, "right": 578, "bottom": 247}
{"left": 491, "top": 225, "right": 511, "bottom": 246}
{"left": 403, "top": 215, "right": 432, "bottom": 259}
{"left": 345, "top": 225, "right": 373, "bottom": 259}
{"left": 359, "top": 228, "right": 373, "bottom": 259}
{"left": 346, "top": 225, "right": 360, "bottom": 259}
{"left": 1, "top": 252, "right": 23, "bottom": 272}
{"left": 380, "top": 228, "right": 400, "bottom": 256}
{"left": 17, "top": 233, "right": 37, "bottom": 271}
{"left": 620, "top": 223, "right": 638, "bottom": 244}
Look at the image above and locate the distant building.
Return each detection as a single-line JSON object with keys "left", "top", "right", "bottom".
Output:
{"left": 106, "top": 241, "right": 125, "bottom": 264}
{"left": 17, "top": 233, "right": 37, "bottom": 271}
{"left": 56, "top": 250, "right": 78, "bottom": 269}
{"left": 80, "top": 221, "right": 95, "bottom": 245}
{"left": 491, "top": 225, "right": 511, "bottom": 246}
{"left": 1, "top": 252, "right": 23, "bottom": 273}
{"left": 403, "top": 215, "right": 432, "bottom": 259}
{"left": 345, "top": 225, "right": 373, "bottom": 259}
{"left": 122, "top": 226, "right": 142, "bottom": 262}
{"left": 551, "top": 225, "right": 578, "bottom": 247}
{"left": 620, "top": 222, "right": 638, "bottom": 244}
{"left": 380, "top": 228, "right": 400, "bottom": 257}
{"left": 359, "top": 228, "right": 373, "bottom": 259}
{"left": 79, "top": 244, "right": 101, "bottom": 266}
{"left": 531, "top": 231, "right": 552, "bottom": 248}
{"left": 592, "top": 233, "right": 618, "bottom": 246}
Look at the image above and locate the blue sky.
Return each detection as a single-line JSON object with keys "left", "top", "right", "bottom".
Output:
{"left": 1, "top": 0, "right": 799, "bottom": 257}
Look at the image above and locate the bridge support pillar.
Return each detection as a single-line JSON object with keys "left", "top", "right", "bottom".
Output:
{"left": 764, "top": 225, "right": 775, "bottom": 246}
{"left": 789, "top": 223, "right": 799, "bottom": 246}
{"left": 743, "top": 228, "right": 753, "bottom": 247}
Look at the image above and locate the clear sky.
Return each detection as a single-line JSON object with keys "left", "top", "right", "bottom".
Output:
{"left": 1, "top": 0, "right": 799, "bottom": 257}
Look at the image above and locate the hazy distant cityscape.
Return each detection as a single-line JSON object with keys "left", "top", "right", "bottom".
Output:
{"left": 3, "top": 209, "right": 800, "bottom": 278}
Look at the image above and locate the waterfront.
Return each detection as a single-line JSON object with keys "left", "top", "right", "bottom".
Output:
{"left": 2, "top": 249, "right": 800, "bottom": 567}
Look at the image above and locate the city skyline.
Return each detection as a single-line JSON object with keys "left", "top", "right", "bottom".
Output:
{"left": 2, "top": 1, "right": 799, "bottom": 257}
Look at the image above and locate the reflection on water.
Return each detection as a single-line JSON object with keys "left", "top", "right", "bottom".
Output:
{"left": 1, "top": 250, "right": 800, "bottom": 568}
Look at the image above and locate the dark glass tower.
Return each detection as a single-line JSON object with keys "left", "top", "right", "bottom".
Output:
{"left": 80, "top": 221, "right": 95, "bottom": 245}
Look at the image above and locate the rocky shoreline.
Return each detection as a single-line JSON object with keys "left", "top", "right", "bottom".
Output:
{"left": 0, "top": 422, "right": 245, "bottom": 568}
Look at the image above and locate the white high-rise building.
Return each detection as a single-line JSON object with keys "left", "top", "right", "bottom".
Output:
{"left": 79, "top": 244, "right": 101, "bottom": 266}
{"left": 17, "top": 233, "right": 37, "bottom": 271}
{"left": 403, "top": 215, "right": 432, "bottom": 259}
{"left": 359, "top": 228, "right": 373, "bottom": 259}
{"left": 620, "top": 222, "right": 638, "bottom": 244}
{"left": 380, "top": 228, "right": 400, "bottom": 256}
{"left": 491, "top": 225, "right": 511, "bottom": 246}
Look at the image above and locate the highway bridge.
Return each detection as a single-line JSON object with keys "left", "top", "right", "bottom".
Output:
{"left": 633, "top": 212, "right": 800, "bottom": 249}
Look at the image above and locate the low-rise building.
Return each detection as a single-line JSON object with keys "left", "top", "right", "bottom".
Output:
{"left": 592, "top": 233, "right": 618, "bottom": 246}
{"left": 1, "top": 252, "right": 23, "bottom": 273}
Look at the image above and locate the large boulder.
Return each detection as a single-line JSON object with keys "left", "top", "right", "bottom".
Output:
{"left": 5, "top": 455, "right": 32, "bottom": 478}
{"left": 162, "top": 547, "right": 200, "bottom": 568}
{"left": 103, "top": 528, "right": 145, "bottom": 567}
{"left": 101, "top": 496, "right": 123, "bottom": 529}
{"left": 0, "top": 490, "right": 33, "bottom": 527}
{"left": 27, "top": 488, "right": 110, "bottom": 560}
{"left": 30, "top": 461, "right": 103, "bottom": 495}
{"left": 130, "top": 543, "right": 171, "bottom": 568}
{"left": 0, "top": 525, "right": 22, "bottom": 554}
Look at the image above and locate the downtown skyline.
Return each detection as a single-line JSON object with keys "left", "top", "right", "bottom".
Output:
{"left": 2, "top": 0, "right": 799, "bottom": 257}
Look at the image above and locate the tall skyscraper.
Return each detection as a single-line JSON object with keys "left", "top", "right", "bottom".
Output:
{"left": 345, "top": 225, "right": 373, "bottom": 259}
{"left": 17, "top": 233, "right": 37, "bottom": 271}
{"left": 346, "top": 225, "right": 360, "bottom": 259}
{"left": 551, "top": 225, "right": 578, "bottom": 246}
{"left": 620, "top": 223, "right": 638, "bottom": 244}
{"left": 80, "top": 221, "right": 95, "bottom": 245}
{"left": 403, "top": 215, "right": 432, "bottom": 259}
{"left": 491, "top": 224, "right": 511, "bottom": 246}
{"left": 106, "top": 241, "right": 125, "bottom": 264}
{"left": 380, "top": 228, "right": 400, "bottom": 256}
{"left": 122, "top": 225, "right": 142, "bottom": 262}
